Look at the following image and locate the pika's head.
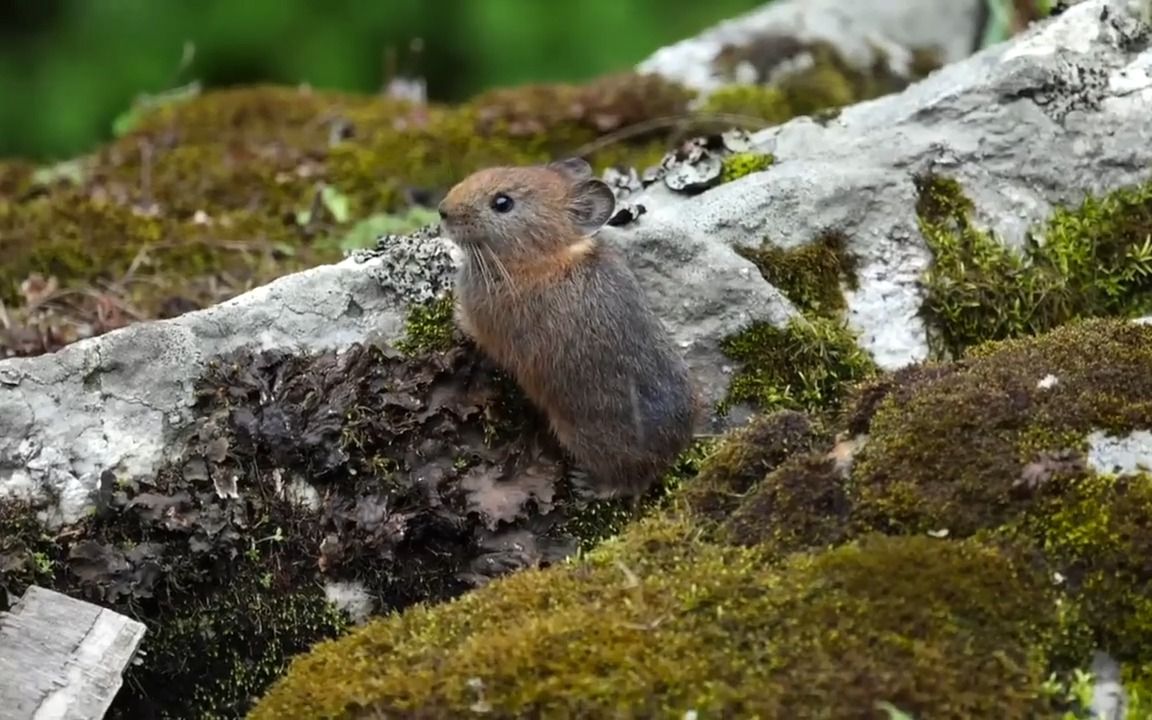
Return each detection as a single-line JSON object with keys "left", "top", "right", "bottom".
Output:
{"left": 438, "top": 157, "right": 616, "bottom": 260}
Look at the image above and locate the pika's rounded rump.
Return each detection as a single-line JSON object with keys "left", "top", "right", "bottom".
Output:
{"left": 443, "top": 158, "right": 697, "bottom": 499}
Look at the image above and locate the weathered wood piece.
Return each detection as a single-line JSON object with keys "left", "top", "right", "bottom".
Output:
{"left": 0, "top": 586, "right": 146, "bottom": 720}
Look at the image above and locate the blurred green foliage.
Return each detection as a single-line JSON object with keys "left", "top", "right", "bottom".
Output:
{"left": 0, "top": 0, "right": 765, "bottom": 161}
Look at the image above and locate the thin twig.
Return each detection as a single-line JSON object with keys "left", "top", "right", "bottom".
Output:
{"left": 568, "top": 112, "right": 773, "bottom": 159}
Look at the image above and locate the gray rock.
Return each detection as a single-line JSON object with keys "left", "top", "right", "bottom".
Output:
{"left": 618, "top": 0, "right": 1152, "bottom": 369}
{"left": 636, "top": 0, "right": 987, "bottom": 94}
{"left": 0, "top": 258, "right": 404, "bottom": 526}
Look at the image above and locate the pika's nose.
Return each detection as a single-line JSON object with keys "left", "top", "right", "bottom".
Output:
{"left": 437, "top": 202, "right": 448, "bottom": 220}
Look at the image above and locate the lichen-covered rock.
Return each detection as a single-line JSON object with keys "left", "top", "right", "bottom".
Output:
{"left": 619, "top": 0, "right": 1152, "bottom": 372}
{"left": 249, "top": 317, "right": 1152, "bottom": 719}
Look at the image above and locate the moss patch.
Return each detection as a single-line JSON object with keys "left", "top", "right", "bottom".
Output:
{"left": 250, "top": 528, "right": 1055, "bottom": 720}
{"left": 851, "top": 318, "right": 1152, "bottom": 536}
{"left": 719, "top": 151, "right": 775, "bottom": 183}
{"left": 395, "top": 293, "right": 457, "bottom": 355}
{"left": 718, "top": 315, "right": 878, "bottom": 415}
{"left": 917, "top": 173, "right": 1152, "bottom": 359}
{"left": 704, "top": 40, "right": 942, "bottom": 124}
{"left": 738, "top": 230, "right": 857, "bottom": 316}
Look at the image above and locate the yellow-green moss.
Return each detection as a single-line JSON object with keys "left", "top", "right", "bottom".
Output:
{"left": 719, "top": 151, "right": 775, "bottom": 183}
{"left": 738, "top": 230, "right": 857, "bottom": 316}
{"left": 851, "top": 318, "right": 1152, "bottom": 536}
{"left": 703, "top": 41, "right": 942, "bottom": 125}
{"left": 2, "top": 76, "right": 698, "bottom": 353}
{"left": 395, "top": 294, "right": 457, "bottom": 355}
{"left": 249, "top": 530, "right": 1056, "bottom": 720}
{"left": 718, "top": 315, "right": 878, "bottom": 415}
{"left": 0, "top": 189, "right": 315, "bottom": 310}
{"left": 701, "top": 84, "right": 797, "bottom": 124}
{"left": 917, "top": 173, "right": 1152, "bottom": 359}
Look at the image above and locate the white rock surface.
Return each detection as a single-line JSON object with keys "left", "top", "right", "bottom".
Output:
{"left": 1086, "top": 430, "right": 1152, "bottom": 477}
{"left": 636, "top": 0, "right": 987, "bottom": 93}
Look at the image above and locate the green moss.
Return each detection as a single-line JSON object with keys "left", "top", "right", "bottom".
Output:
{"left": 719, "top": 151, "right": 775, "bottom": 183}
{"left": 703, "top": 41, "right": 942, "bottom": 125}
{"left": 851, "top": 318, "right": 1152, "bottom": 536}
{"left": 0, "top": 500, "right": 60, "bottom": 604}
{"left": 738, "top": 230, "right": 857, "bottom": 316}
{"left": 917, "top": 173, "right": 1152, "bottom": 359}
{"left": 718, "top": 315, "right": 878, "bottom": 415}
{"left": 701, "top": 84, "right": 797, "bottom": 124}
{"left": 2, "top": 76, "right": 697, "bottom": 356}
{"left": 395, "top": 294, "right": 457, "bottom": 355}
{"left": 677, "top": 409, "right": 826, "bottom": 527}
{"left": 249, "top": 531, "right": 1056, "bottom": 719}
{"left": 0, "top": 189, "right": 314, "bottom": 310}
{"left": 119, "top": 576, "right": 349, "bottom": 719}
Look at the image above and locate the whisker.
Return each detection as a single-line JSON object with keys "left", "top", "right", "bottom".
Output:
{"left": 486, "top": 247, "right": 517, "bottom": 297}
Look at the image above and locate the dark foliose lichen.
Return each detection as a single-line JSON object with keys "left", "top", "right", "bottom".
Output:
{"left": 916, "top": 173, "right": 1152, "bottom": 359}
{"left": 0, "top": 331, "right": 673, "bottom": 718}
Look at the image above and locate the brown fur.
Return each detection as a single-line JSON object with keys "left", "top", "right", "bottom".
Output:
{"left": 438, "top": 158, "right": 698, "bottom": 498}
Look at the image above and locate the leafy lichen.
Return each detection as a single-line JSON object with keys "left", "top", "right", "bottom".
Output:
{"left": 917, "top": 173, "right": 1152, "bottom": 359}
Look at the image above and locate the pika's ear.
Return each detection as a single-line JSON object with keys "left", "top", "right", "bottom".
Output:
{"left": 568, "top": 179, "right": 616, "bottom": 234}
{"left": 547, "top": 157, "right": 594, "bottom": 182}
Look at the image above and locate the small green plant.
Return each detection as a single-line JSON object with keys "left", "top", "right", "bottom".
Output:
{"left": 395, "top": 294, "right": 457, "bottom": 355}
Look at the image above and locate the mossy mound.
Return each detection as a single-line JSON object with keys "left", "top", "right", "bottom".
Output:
{"left": 850, "top": 317, "right": 1152, "bottom": 536}
{"left": 718, "top": 315, "right": 878, "bottom": 416}
{"left": 704, "top": 318, "right": 1152, "bottom": 700}
{"left": 250, "top": 525, "right": 1055, "bottom": 720}
{"left": 246, "top": 320, "right": 1152, "bottom": 719}
{"left": 2, "top": 31, "right": 938, "bottom": 360}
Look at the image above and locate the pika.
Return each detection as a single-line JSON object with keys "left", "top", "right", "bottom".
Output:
{"left": 438, "top": 157, "right": 697, "bottom": 499}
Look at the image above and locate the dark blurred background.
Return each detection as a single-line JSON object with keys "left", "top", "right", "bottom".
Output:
{"left": 0, "top": 0, "right": 765, "bottom": 161}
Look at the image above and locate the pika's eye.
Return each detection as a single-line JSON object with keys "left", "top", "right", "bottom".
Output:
{"left": 490, "top": 193, "right": 514, "bottom": 213}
